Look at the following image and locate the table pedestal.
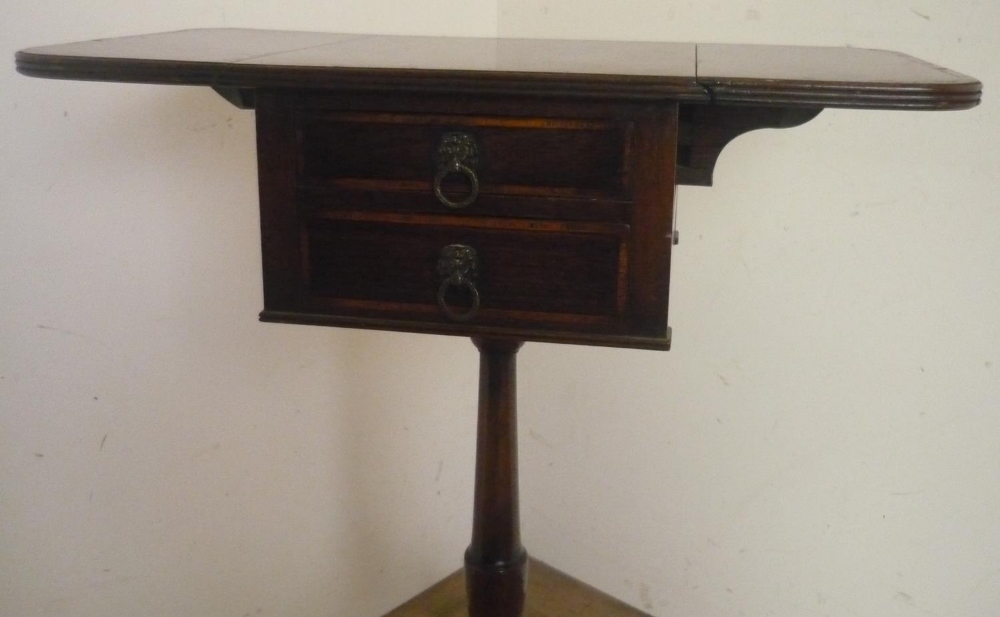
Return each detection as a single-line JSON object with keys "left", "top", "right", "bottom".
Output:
{"left": 381, "top": 338, "right": 652, "bottom": 617}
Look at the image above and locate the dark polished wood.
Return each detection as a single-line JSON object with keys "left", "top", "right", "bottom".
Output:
{"left": 14, "top": 28, "right": 982, "bottom": 617}
{"left": 16, "top": 29, "right": 980, "bottom": 108}
{"left": 304, "top": 215, "right": 626, "bottom": 320}
{"left": 254, "top": 90, "right": 677, "bottom": 349}
{"left": 466, "top": 338, "right": 526, "bottom": 617}
{"left": 297, "top": 112, "right": 632, "bottom": 200}
{"left": 677, "top": 105, "right": 823, "bottom": 186}
{"left": 696, "top": 43, "right": 982, "bottom": 109}
{"left": 383, "top": 559, "right": 653, "bottom": 617}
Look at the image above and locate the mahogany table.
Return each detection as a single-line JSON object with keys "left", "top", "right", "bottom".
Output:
{"left": 16, "top": 29, "right": 981, "bottom": 617}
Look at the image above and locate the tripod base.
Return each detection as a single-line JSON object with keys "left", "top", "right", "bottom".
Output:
{"left": 382, "top": 559, "right": 654, "bottom": 617}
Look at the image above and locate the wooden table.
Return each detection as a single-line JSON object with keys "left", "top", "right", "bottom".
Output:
{"left": 16, "top": 29, "right": 981, "bottom": 617}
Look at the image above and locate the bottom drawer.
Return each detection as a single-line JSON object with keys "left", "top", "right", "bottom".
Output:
{"left": 299, "top": 213, "right": 629, "bottom": 329}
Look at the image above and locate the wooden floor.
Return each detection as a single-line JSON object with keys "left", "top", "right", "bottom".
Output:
{"left": 383, "top": 558, "right": 654, "bottom": 617}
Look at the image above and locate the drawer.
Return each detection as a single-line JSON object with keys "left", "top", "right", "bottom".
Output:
{"left": 293, "top": 109, "right": 634, "bottom": 221}
{"left": 296, "top": 112, "right": 632, "bottom": 198}
{"left": 299, "top": 213, "right": 629, "bottom": 329}
{"left": 256, "top": 90, "right": 678, "bottom": 350}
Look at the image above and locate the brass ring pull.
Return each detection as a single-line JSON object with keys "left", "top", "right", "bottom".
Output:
{"left": 434, "top": 132, "right": 480, "bottom": 209}
{"left": 436, "top": 244, "right": 480, "bottom": 322}
{"left": 434, "top": 162, "right": 479, "bottom": 209}
{"left": 437, "top": 277, "right": 480, "bottom": 322}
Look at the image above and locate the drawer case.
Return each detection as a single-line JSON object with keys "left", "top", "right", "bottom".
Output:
{"left": 255, "top": 91, "right": 677, "bottom": 349}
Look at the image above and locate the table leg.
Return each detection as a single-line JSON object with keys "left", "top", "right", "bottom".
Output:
{"left": 381, "top": 338, "right": 654, "bottom": 617}
{"left": 465, "top": 337, "right": 527, "bottom": 617}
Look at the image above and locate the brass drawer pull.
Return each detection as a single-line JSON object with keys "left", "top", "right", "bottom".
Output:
{"left": 434, "top": 132, "right": 480, "bottom": 209}
{"left": 437, "top": 244, "right": 480, "bottom": 322}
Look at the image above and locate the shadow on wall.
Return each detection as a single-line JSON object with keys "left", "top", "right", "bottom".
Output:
{"left": 332, "top": 328, "right": 476, "bottom": 613}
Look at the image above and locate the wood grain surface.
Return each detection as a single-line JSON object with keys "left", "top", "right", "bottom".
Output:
{"left": 16, "top": 29, "right": 981, "bottom": 108}
{"left": 254, "top": 90, "right": 676, "bottom": 349}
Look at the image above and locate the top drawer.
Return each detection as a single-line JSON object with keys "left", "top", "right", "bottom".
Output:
{"left": 295, "top": 110, "right": 634, "bottom": 209}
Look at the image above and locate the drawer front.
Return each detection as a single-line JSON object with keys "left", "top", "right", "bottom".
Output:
{"left": 301, "top": 214, "right": 628, "bottom": 328}
{"left": 295, "top": 111, "right": 634, "bottom": 216}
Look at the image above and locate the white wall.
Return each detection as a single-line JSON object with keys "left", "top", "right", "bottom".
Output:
{"left": 1, "top": 2, "right": 996, "bottom": 616}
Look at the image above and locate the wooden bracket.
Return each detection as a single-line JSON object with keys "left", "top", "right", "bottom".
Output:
{"left": 212, "top": 86, "right": 255, "bottom": 109}
{"left": 677, "top": 105, "right": 822, "bottom": 186}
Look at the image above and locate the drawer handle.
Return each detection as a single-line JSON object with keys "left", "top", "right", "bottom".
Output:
{"left": 434, "top": 132, "right": 480, "bottom": 209}
{"left": 437, "top": 244, "right": 480, "bottom": 322}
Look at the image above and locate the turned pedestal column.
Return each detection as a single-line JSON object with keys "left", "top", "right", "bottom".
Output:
{"left": 465, "top": 338, "right": 527, "bottom": 617}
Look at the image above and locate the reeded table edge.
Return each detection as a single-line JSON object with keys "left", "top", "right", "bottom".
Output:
{"left": 14, "top": 51, "right": 709, "bottom": 101}
{"left": 15, "top": 44, "right": 983, "bottom": 110}
{"left": 701, "top": 78, "right": 982, "bottom": 110}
